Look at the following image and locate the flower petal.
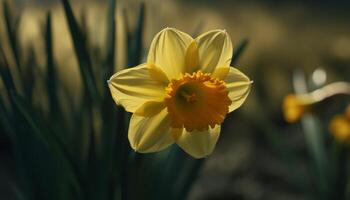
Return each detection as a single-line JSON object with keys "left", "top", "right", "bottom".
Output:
{"left": 225, "top": 67, "right": 252, "bottom": 112}
{"left": 211, "top": 66, "right": 230, "bottom": 80}
{"left": 173, "top": 125, "right": 221, "bottom": 158}
{"left": 108, "top": 63, "right": 165, "bottom": 113}
{"left": 196, "top": 30, "right": 233, "bottom": 73}
{"left": 134, "top": 101, "right": 166, "bottom": 117}
{"left": 147, "top": 28, "right": 193, "bottom": 79}
{"left": 185, "top": 40, "right": 200, "bottom": 73}
{"left": 148, "top": 63, "right": 169, "bottom": 85}
{"left": 129, "top": 108, "right": 174, "bottom": 152}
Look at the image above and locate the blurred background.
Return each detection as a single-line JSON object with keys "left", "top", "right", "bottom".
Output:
{"left": 1, "top": 0, "right": 350, "bottom": 200}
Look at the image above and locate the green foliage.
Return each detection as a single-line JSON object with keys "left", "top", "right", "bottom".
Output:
{"left": 231, "top": 39, "right": 248, "bottom": 66}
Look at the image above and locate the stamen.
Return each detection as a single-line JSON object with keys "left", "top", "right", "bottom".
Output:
{"left": 180, "top": 91, "right": 197, "bottom": 103}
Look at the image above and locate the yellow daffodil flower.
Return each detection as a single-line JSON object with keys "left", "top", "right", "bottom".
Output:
{"left": 108, "top": 28, "right": 251, "bottom": 158}
{"left": 283, "top": 82, "right": 350, "bottom": 123}
{"left": 330, "top": 105, "right": 350, "bottom": 144}
{"left": 282, "top": 94, "right": 311, "bottom": 123}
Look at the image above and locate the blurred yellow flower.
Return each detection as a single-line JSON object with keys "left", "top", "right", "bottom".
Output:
{"left": 108, "top": 28, "right": 251, "bottom": 158}
{"left": 283, "top": 82, "right": 350, "bottom": 123}
{"left": 330, "top": 106, "right": 350, "bottom": 144}
{"left": 282, "top": 94, "right": 313, "bottom": 123}
{"left": 282, "top": 95, "right": 305, "bottom": 123}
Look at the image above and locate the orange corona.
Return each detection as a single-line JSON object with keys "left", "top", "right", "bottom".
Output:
{"left": 165, "top": 71, "right": 231, "bottom": 131}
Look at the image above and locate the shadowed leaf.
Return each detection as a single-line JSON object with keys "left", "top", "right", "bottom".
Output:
{"left": 44, "top": 12, "right": 60, "bottom": 118}
{"left": 231, "top": 39, "right": 249, "bottom": 66}
{"left": 127, "top": 2, "right": 145, "bottom": 67}
{"left": 23, "top": 46, "right": 36, "bottom": 101}
{"left": 0, "top": 45, "right": 17, "bottom": 101}
{"left": 10, "top": 92, "right": 85, "bottom": 200}
{"left": 3, "top": 1, "right": 21, "bottom": 72}
{"left": 61, "top": 0, "right": 99, "bottom": 103}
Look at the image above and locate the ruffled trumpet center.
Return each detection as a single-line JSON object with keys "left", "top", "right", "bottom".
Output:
{"left": 165, "top": 71, "right": 231, "bottom": 131}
